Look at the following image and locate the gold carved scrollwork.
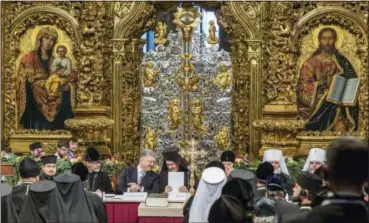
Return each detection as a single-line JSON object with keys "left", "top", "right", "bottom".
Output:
{"left": 65, "top": 117, "right": 114, "bottom": 154}
{"left": 112, "top": 2, "right": 156, "bottom": 161}
{"left": 262, "top": 2, "right": 297, "bottom": 105}
{"left": 114, "top": 2, "right": 134, "bottom": 19}
{"left": 78, "top": 2, "right": 113, "bottom": 106}
{"left": 230, "top": 40, "right": 250, "bottom": 156}
{"left": 217, "top": 2, "right": 262, "bottom": 158}
{"left": 253, "top": 120, "right": 305, "bottom": 156}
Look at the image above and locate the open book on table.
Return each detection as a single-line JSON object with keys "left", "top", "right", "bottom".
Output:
{"left": 326, "top": 74, "right": 360, "bottom": 106}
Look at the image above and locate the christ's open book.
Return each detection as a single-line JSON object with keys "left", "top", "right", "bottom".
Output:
{"left": 326, "top": 75, "right": 360, "bottom": 106}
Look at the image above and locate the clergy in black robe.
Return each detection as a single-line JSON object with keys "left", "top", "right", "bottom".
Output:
{"left": 84, "top": 147, "right": 114, "bottom": 194}
{"left": 266, "top": 174, "right": 299, "bottom": 222}
{"left": 39, "top": 155, "right": 57, "bottom": 180}
{"left": 220, "top": 150, "right": 236, "bottom": 178}
{"left": 12, "top": 157, "right": 40, "bottom": 215}
{"left": 72, "top": 162, "right": 107, "bottom": 223}
{"left": 29, "top": 142, "right": 45, "bottom": 159}
{"left": 284, "top": 171, "right": 322, "bottom": 223}
{"left": 255, "top": 162, "right": 274, "bottom": 199}
{"left": 72, "top": 162, "right": 89, "bottom": 188}
{"left": 18, "top": 180, "right": 67, "bottom": 222}
{"left": 54, "top": 174, "right": 99, "bottom": 222}
{"left": 117, "top": 149, "right": 159, "bottom": 194}
{"left": 221, "top": 177, "right": 255, "bottom": 221}
{"left": 208, "top": 195, "right": 246, "bottom": 223}
{"left": 306, "top": 137, "right": 369, "bottom": 223}
{"left": 159, "top": 146, "right": 189, "bottom": 193}
{"left": 1, "top": 183, "right": 19, "bottom": 223}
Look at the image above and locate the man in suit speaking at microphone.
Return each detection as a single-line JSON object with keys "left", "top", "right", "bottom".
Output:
{"left": 117, "top": 149, "right": 160, "bottom": 193}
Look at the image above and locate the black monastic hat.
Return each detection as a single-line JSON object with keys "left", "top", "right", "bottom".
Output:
{"left": 297, "top": 171, "right": 323, "bottom": 194}
{"left": 162, "top": 146, "right": 181, "bottom": 163}
{"left": 19, "top": 157, "right": 40, "bottom": 178}
{"left": 29, "top": 142, "right": 41, "bottom": 151}
{"left": 256, "top": 162, "right": 274, "bottom": 182}
{"left": 71, "top": 162, "right": 89, "bottom": 182}
{"left": 161, "top": 146, "right": 189, "bottom": 170}
{"left": 84, "top": 147, "right": 100, "bottom": 162}
{"left": 41, "top": 155, "right": 57, "bottom": 165}
{"left": 220, "top": 150, "right": 236, "bottom": 163}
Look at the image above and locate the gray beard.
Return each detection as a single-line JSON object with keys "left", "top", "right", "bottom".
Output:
{"left": 168, "top": 168, "right": 178, "bottom": 172}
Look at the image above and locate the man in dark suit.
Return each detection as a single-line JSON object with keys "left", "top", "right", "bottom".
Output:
{"left": 12, "top": 157, "right": 40, "bottom": 215}
{"left": 305, "top": 137, "right": 369, "bottom": 223}
{"left": 117, "top": 149, "right": 159, "bottom": 193}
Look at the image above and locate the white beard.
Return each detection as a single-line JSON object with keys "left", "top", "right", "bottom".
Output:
{"left": 274, "top": 168, "right": 281, "bottom": 174}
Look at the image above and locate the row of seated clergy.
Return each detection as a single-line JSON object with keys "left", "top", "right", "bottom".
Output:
{"left": 116, "top": 147, "right": 193, "bottom": 194}
{"left": 9, "top": 157, "right": 107, "bottom": 223}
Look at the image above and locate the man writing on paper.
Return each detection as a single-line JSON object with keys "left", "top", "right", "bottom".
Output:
{"left": 297, "top": 27, "right": 359, "bottom": 132}
{"left": 117, "top": 149, "right": 160, "bottom": 193}
{"left": 159, "top": 146, "right": 190, "bottom": 193}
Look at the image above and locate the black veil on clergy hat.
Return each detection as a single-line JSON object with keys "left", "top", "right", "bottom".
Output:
{"left": 71, "top": 162, "right": 89, "bottom": 182}
{"left": 161, "top": 146, "right": 189, "bottom": 170}
{"left": 256, "top": 162, "right": 274, "bottom": 182}
{"left": 220, "top": 150, "right": 236, "bottom": 163}
{"left": 19, "top": 157, "right": 40, "bottom": 178}
{"left": 41, "top": 155, "right": 57, "bottom": 165}
{"left": 29, "top": 142, "right": 41, "bottom": 151}
{"left": 84, "top": 147, "right": 101, "bottom": 162}
{"left": 162, "top": 146, "right": 181, "bottom": 162}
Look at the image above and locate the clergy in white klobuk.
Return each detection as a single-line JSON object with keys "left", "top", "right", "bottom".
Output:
{"left": 302, "top": 148, "right": 326, "bottom": 173}
{"left": 263, "top": 149, "right": 289, "bottom": 175}
{"left": 262, "top": 149, "right": 293, "bottom": 196}
{"left": 189, "top": 167, "right": 227, "bottom": 223}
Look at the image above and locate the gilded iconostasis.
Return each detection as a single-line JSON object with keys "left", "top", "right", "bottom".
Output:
{"left": 1, "top": 2, "right": 368, "bottom": 162}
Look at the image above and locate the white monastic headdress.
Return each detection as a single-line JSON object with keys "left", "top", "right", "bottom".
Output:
{"left": 262, "top": 149, "right": 289, "bottom": 176}
{"left": 189, "top": 167, "right": 227, "bottom": 223}
{"left": 302, "top": 148, "right": 326, "bottom": 172}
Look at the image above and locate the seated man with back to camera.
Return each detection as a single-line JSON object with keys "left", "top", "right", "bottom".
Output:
{"left": 117, "top": 149, "right": 160, "bottom": 193}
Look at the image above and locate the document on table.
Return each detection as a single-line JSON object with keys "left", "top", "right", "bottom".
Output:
{"left": 168, "top": 172, "right": 184, "bottom": 192}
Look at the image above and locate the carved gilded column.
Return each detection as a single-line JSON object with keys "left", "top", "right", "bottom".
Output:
{"left": 230, "top": 39, "right": 250, "bottom": 157}
{"left": 120, "top": 39, "right": 146, "bottom": 161}
{"left": 218, "top": 2, "right": 261, "bottom": 159}
{"left": 111, "top": 39, "right": 125, "bottom": 156}
{"left": 247, "top": 41, "right": 262, "bottom": 160}
{"left": 65, "top": 2, "right": 114, "bottom": 153}
{"left": 112, "top": 2, "right": 156, "bottom": 161}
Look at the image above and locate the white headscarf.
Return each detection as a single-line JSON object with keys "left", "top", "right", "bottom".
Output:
{"left": 189, "top": 167, "right": 227, "bottom": 223}
{"left": 262, "top": 149, "right": 289, "bottom": 176}
{"left": 302, "top": 148, "right": 326, "bottom": 172}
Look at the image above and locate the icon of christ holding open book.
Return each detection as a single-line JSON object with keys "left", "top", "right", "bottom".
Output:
{"left": 297, "top": 27, "right": 359, "bottom": 132}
